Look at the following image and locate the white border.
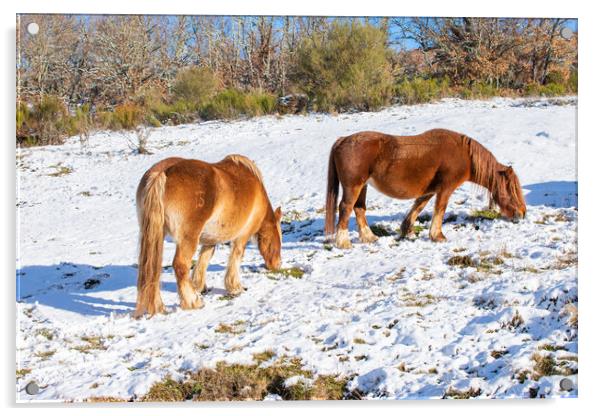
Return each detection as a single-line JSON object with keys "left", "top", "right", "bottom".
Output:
{"left": 3, "top": 1, "right": 600, "bottom": 415}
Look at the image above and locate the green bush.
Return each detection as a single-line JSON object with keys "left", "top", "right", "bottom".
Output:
{"left": 524, "top": 82, "right": 567, "bottom": 97}
{"left": 172, "top": 66, "right": 217, "bottom": 109}
{"left": 293, "top": 21, "right": 394, "bottom": 112}
{"left": 202, "top": 89, "right": 246, "bottom": 119}
{"left": 459, "top": 81, "right": 499, "bottom": 99}
{"left": 111, "top": 102, "right": 144, "bottom": 130}
{"left": 394, "top": 77, "right": 450, "bottom": 104}
{"left": 544, "top": 70, "right": 565, "bottom": 86}
{"left": 72, "top": 105, "right": 92, "bottom": 132}
{"left": 17, "top": 95, "right": 70, "bottom": 146}
{"left": 201, "top": 89, "right": 278, "bottom": 120}
{"left": 16, "top": 102, "right": 30, "bottom": 138}
{"left": 568, "top": 70, "right": 578, "bottom": 93}
{"left": 150, "top": 100, "right": 195, "bottom": 125}
{"left": 541, "top": 83, "right": 567, "bottom": 96}
{"left": 145, "top": 114, "right": 162, "bottom": 128}
{"left": 244, "top": 91, "right": 278, "bottom": 116}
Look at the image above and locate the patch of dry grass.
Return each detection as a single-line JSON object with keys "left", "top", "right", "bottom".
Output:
{"left": 252, "top": 350, "right": 276, "bottom": 364}
{"left": 34, "top": 350, "right": 56, "bottom": 359}
{"left": 215, "top": 320, "right": 246, "bottom": 335}
{"left": 72, "top": 336, "right": 107, "bottom": 353}
{"left": 447, "top": 255, "right": 475, "bottom": 267}
{"left": 535, "top": 212, "right": 570, "bottom": 224}
{"left": 86, "top": 396, "right": 128, "bottom": 402}
{"left": 142, "top": 355, "right": 350, "bottom": 401}
{"left": 444, "top": 387, "right": 482, "bottom": 399}
{"left": 400, "top": 292, "right": 439, "bottom": 307}
{"left": 16, "top": 368, "right": 31, "bottom": 380}
{"left": 501, "top": 311, "right": 525, "bottom": 331}
{"left": 490, "top": 349, "right": 509, "bottom": 359}
{"left": 531, "top": 353, "right": 577, "bottom": 380}
{"left": 47, "top": 163, "right": 73, "bottom": 177}
{"left": 562, "top": 303, "right": 578, "bottom": 328}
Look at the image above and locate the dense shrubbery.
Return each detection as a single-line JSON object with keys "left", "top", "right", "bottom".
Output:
{"left": 16, "top": 18, "right": 577, "bottom": 147}
{"left": 202, "top": 89, "right": 277, "bottom": 120}
{"left": 17, "top": 70, "right": 279, "bottom": 146}
{"left": 394, "top": 78, "right": 451, "bottom": 104}
{"left": 172, "top": 67, "right": 217, "bottom": 109}
{"left": 293, "top": 22, "right": 394, "bottom": 112}
{"left": 17, "top": 95, "right": 72, "bottom": 146}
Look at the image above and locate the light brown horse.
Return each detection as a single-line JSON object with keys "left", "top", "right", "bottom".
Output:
{"left": 134, "top": 155, "right": 282, "bottom": 318}
{"left": 325, "top": 129, "right": 526, "bottom": 249}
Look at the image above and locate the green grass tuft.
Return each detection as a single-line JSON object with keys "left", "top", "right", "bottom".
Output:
{"left": 413, "top": 224, "right": 427, "bottom": 235}
{"left": 370, "top": 224, "right": 393, "bottom": 237}
{"left": 16, "top": 368, "right": 32, "bottom": 380}
{"left": 47, "top": 164, "right": 73, "bottom": 177}
{"left": 268, "top": 267, "right": 305, "bottom": 279}
{"left": 470, "top": 209, "right": 501, "bottom": 220}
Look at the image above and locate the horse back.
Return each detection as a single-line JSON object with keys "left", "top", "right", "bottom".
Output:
{"left": 333, "top": 130, "right": 471, "bottom": 198}
{"left": 161, "top": 157, "right": 268, "bottom": 243}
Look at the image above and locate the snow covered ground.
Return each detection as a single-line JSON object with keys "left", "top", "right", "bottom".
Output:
{"left": 16, "top": 97, "right": 578, "bottom": 402}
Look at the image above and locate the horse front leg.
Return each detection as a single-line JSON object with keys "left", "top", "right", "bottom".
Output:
{"left": 429, "top": 191, "right": 452, "bottom": 242}
{"left": 400, "top": 194, "right": 433, "bottom": 239}
{"left": 192, "top": 244, "right": 215, "bottom": 293}
{"left": 224, "top": 238, "right": 247, "bottom": 296}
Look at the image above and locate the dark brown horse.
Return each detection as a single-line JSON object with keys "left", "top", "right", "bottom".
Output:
{"left": 135, "top": 155, "right": 282, "bottom": 318}
{"left": 325, "top": 129, "right": 526, "bottom": 249}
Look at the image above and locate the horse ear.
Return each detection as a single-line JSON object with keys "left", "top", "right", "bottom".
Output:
{"left": 274, "top": 206, "right": 282, "bottom": 222}
{"left": 498, "top": 166, "right": 513, "bottom": 176}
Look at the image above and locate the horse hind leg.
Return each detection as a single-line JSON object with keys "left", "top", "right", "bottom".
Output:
{"left": 335, "top": 184, "right": 363, "bottom": 249}
{"left": 354, "top": 185, "right": 377, "bottom": 243}
{"left": 173, "top": 233, "right": 204, "bottom": 310}
{"left": 192, "top": 244, "right": 215, "bottom": 293}
{"left": 429, "top": 190, "right": 452, "bottom": 242}
{"left": 400, "top": 194, "right": 433, "bottom": 239}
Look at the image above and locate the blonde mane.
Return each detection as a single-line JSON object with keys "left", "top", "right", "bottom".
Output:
{"left": 224, "top": 154, "right": 264, "bottom": 182}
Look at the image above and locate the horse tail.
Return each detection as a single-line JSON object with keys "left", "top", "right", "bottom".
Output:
{"left": 135, "top": 171, "right": 167, "bottom": 317}
{"left": 324, "top": 141, "right": 340, "bottom": 239}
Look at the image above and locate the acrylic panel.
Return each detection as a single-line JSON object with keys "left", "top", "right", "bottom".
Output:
{"left": 16, "top": 14, "right": 578, "bottom": 402}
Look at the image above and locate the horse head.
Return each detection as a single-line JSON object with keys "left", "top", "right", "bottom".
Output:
{"left": 492, "top": 165, "right": 527, "bottom": 221}
{"left": 258, "top": 206, "right": 282, "bottom": 270}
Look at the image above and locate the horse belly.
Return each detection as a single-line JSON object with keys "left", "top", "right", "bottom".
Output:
{"left": 367, "top": 175, "right": 423, "bottom": 200}
{"left": 199, "top": 216, "right": 229, "bottom": 245}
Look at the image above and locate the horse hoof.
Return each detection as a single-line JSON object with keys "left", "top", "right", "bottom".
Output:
{"left": 226, "top": 286, "right": 244, "bottom": 296}
{"left": 181, "top": 296, "right": 204, "bottom": 310}
{"left": 360, "top": 235, "right": 378, "bottom": 244}
{"left": 336, "top": 241, "right": 353, "bottom": 250}
{"left": 431, "top": 235, "right": 447, "bottom": 243}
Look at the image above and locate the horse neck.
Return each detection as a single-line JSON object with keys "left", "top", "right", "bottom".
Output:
{"left": 259, "top": 206, "right": 276, "bottom": 233}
